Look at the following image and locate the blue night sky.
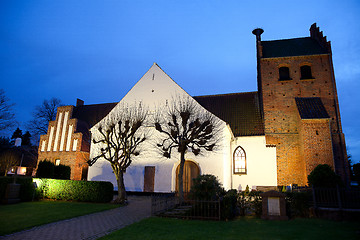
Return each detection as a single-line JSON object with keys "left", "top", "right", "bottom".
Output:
{"left": 1, "top": 1, "right": 359, "bottom": 163}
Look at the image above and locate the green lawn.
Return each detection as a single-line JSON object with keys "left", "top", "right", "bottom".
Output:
{"left": 100, "top": 217, "right": 360, "bottom": 240}
{"left": 0, "top": 200, "right": 120, "bottom": 236}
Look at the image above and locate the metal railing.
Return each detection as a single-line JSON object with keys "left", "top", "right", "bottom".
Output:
{"left": 151, "top": 194, "right": 221, "bottom": 220}
{"left": 312, "top": 187, "right": 360, "bottom": 210}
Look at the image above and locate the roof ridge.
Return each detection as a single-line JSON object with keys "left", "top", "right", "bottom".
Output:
{"left": 193, "top": 91, "right": 258, "bottom": 98}
{"left": 76, "top": 102, "right": 117, "bottom": 107}
{"left": 262, "top": 37, "right": 310, "bottom": 43}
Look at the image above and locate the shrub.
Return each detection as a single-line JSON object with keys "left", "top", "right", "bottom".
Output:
{"left": 54, "top": 164, "right": 71, "bottom": 180}
{"left": 35, "top": 178, "right": 113, "bottom": 203}
{"left": 238, "top": 189, "right": 262, "bottom": 217}
{"left": 249, "top": 190, "right": 262, "bottom": 217}
{"left": 188, "top": 174, "right": 225, "bottom": 200}
{"left": 36, "top": 160, "right": 55, "bottom": 178}
{"left": 308, "top": 164, "right": 343, "bottom": 187}
{"left": 0, "top": 177, "right": 36, "bottom": 202}
{"left": 286, "top": 191, "right": 311, "bottom": 218}
{"left": 221, "top": 189, "right": 238, "bottom": 220}
{"left": 36, "top": 161, "right": 71, "bottom": 180}
{"left": 353, "top": 163, "right": 360, "bottom": 184}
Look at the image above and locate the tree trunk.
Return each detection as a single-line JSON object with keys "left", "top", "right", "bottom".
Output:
{"left": 178, "top": 150, "right": 186, "bottom": 203}
{"left": 114, "top": 170, "right": 127, "bottom": 204}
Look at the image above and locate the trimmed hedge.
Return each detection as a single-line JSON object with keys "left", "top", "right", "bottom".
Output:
{"left": 1, "top": 177, "right": 113, "bottom": 203}
{"left": 0, "top": 177, "right": 36, "bottom": 202}
{"left": 35, "top": 178, "right": 114, "bottom": 203}
{"left": 54, "top": 164, "right": 71, "bottom": 180}
{"left": 36, "top": 161, "right": 71, "bottom": 180}
{"left": 36, "top": 160, "right": 55, "bottom": 178}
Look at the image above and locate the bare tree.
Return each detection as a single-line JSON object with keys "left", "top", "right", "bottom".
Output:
{"left": 27, "top": 97, "right": 63, "bottom": 141}
{"left": 153, "top": 97, "right": 222, "bottom": 202}
{"left": 0, "top": 89, "right": 15, "bottom": 131}
{"left": 88, "top": 104, "right": 148, "bottom": 204}
{"left": 0, "top": 148, "right": 20, "bottom": 176}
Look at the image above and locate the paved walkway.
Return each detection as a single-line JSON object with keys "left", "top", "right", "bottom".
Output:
{"left": 1, "top": 196, "right": 152, "bottom": 240}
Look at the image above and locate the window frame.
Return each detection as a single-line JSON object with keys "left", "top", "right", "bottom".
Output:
{"left": 55, "top": 159, "right": 61, "bottom": 166}
{"left": 300, "top": 65, "right": 314, "bottom": 80}
{"left": 233, "top": 146, "right": 247, "bottom": 174}
{"left": 278, "top": 66, "right": 291, "bottom": 81}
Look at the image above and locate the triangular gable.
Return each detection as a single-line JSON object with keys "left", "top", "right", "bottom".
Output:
{"left": 91, "top": 63, "right": 227, "bottom": 132}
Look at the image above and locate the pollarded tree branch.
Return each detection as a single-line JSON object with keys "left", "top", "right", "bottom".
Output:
{"left": 88, "top": 103, "right": 148, "bottom": 204}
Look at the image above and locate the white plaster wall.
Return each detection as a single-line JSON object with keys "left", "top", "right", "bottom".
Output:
{"left": 231, "top": 136, "right": 277, "bottom": 191}
{"left": 88, "top": 63, "right": 228, "bottom": 192}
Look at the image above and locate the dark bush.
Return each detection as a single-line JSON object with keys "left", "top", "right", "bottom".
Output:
{"left": 221, "top": 189, "right": 238, "bottom": 220}
{"left": 54, "top": 164, "right": 71, "bottom": 180}
{"left": 0, "top": 177, "right": 36, "bottom": 202}
{"left": 286, "top": 191, "right": 311, "bottom": 218}
{"left": 36, "top": 160, "right": 55, "bottom": 178}
{"left": 35, "top": 178, "right": 113, "bottom": 203}
{"left": 188, "top": 174, "right": 225, "bottom": 200}
{"left": 249, "top": 190, "right": 262, "bottom": 217}
{"left": 353, "top": 163, "right": 360, "bottom": 184}
{"left": 238, "top": 189, "right": 262, "bottom": 217}
{"left": 308, "top": 164, "right": 343, "bottom": 187}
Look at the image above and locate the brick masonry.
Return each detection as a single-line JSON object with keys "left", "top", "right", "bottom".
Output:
{"left": 38, "top": 105, "right": 89, "bottom": 180}
{"left": 259, "top": 25, "right": 349, "bottom": 186}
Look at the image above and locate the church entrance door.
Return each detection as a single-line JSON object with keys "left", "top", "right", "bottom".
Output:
{"left": 175, "top": 161, "right": 200, "bottom": 195}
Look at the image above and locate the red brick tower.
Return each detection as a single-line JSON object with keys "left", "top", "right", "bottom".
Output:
{"left": 253, "top": 23, "right": 349, "bottom": 186}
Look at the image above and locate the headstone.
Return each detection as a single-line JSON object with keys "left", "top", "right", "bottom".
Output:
{"left": 261, "top": 190, "right": 288, "bottom": 220}
{"left": 2, "top": 183, "right": 21, "bottom": 204}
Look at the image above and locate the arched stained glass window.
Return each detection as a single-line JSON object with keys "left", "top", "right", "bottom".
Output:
{"left": 234, "top": 146, "right": 246, "bottom": 174}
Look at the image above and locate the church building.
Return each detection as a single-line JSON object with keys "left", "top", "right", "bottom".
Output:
{"left": 37, "top": 23, "right": 350, "bottom": 192}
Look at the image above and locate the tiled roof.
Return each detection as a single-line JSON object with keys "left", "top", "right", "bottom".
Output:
{"left": 72, "top": 103, "right": 117, "bottom": 145}
{"left": 193, "top": 92, "right": 264, "bottom": 137}
{"left": 70, "top": 92, "right": 265, "bottom": 138}
{"left": 261, "top": 37, "right": 328, "bottom": 58}
{"left": 295, "top": 97, "right": 330, "bottom": 119}
{"left": 72, "top": 102, "right": 117, "bottom": 128}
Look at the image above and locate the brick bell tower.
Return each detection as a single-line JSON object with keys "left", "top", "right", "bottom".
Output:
{"left": 253, "top": 23, "right": 349, "bottom": 186}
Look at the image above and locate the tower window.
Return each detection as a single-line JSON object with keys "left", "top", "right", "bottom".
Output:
{"left": 279, "top": 67, "right": 291, "bottom": 81}
{"left": 233, "top": 146, "right": 246, "bottom": 174}
{"left": 300, "top": 65, "right": 313, "bottom": 79}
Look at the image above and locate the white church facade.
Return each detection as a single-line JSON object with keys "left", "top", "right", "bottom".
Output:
{"left": 87, "top": 63, "right": 277, "bottom": 192}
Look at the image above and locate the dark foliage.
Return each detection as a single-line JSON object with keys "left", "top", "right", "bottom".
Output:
{"left": 0, "top": 89, "right": 16, "bottom": 131}
{"left": 0, "top": 177, "right": 36, "bottom": 202}
{"left": 308, "top": 164, "right": 343, "bottom": 187}
{"left": 11, "top": 128, "right": 22, "bottom": 140}
{"left": 22, "top": 131, "right": 32, "bottom": 146}
{"left": 353, "top": 163, "right": 360, "bottom": 184}
{"left": 36, "top": 160, "right": 71, "bottom": 180}
{"left": 54, "top": 164, "right": 71, "bottom": 180}
{"left": 0, "top": 137, "right": 11, "bottom": 148}
{"left": 221, "top": 189, "right": 238, "bottom": 220}
{"left": 188, "top": 174, "right": 225, "bottom": 200}
{"left": 286, "top": 191, "right": 312, "bottom": 218}
{"left": 36, "top": 160, "right": 55, "bottom": 178}
{"left": 238, "top": 189, "right": 262, "bottom": 217}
